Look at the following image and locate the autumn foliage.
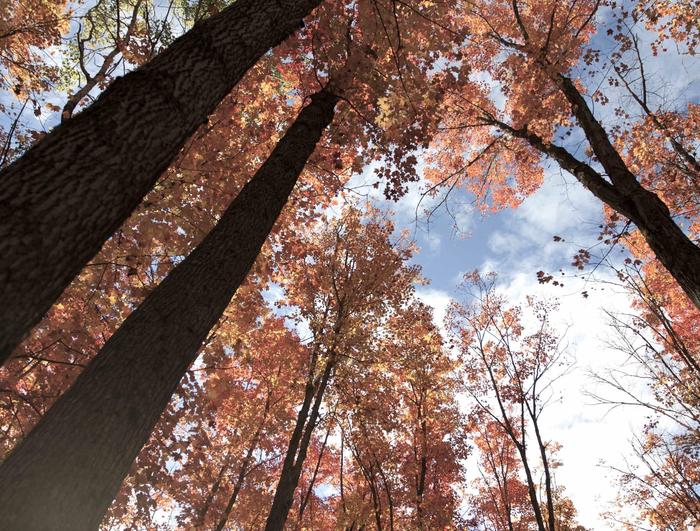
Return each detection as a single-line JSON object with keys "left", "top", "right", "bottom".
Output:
{"left": 0, "top": 0, "right": 699, "bottom": 528}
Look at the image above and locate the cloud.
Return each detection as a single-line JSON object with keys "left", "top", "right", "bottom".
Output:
{"left": 423, "top": 231, "right": 442, "bottom": 252}
{"left": 515, "top": 165, "right": 601, "bottom": 239}
{"left": 485, "top": 266, "right": 641, "bottom": 529}
{"left": 415, "top": 287, "right": 452, "bottom": 333}
{"left": 487, "top": 230, "right": 528, "bottom": 255}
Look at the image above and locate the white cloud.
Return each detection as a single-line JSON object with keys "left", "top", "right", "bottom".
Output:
{"left": 515, "top": 166, "right": 601, "bottom": 240}
{"left": 424, "top": 231, "right": 442, "bottom": 252}
{"left": 415, "top": 287, "right": 452, "bottom": 333}
{"left": 487, "top": 230, "right": 528, "bottom": 255}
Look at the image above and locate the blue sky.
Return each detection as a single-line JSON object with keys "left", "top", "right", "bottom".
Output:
{"left": 350, "top": 159, "right": 631, "bottom": 526}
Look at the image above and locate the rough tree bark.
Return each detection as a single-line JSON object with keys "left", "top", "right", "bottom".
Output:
{"left": 0, "top": 0, "right": 323, "bottom": 364}
{"left": 0, "top": 88, "right": 339, "bottom": 531}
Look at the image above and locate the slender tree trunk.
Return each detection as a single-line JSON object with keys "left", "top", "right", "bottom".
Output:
{"left": 212, "top": 436, "right": 257, "bottom": 531}
{"left": 415, "top": 417, "right": 428, "bottom": 530}
{"left": 351, "top": 434, "right": 383, "bottom": 531}
{"left": 297, "top": 424, "right": 331, "bottom": 525}
{"left": 340, "top": 428, "right": 347, "bottom": 515}
{"left": 264, "top": 357, "right": 335, "bottom": 531}
{"left": 531, "top": 416, "right": 556, "bottom": 531}
{"left": 0, "top": 0, "right": 323, "bottom": 364}
{"left": 376, "top": 460, "right": 395, "bottom": 531}
{"left": 516, "top": 442, "right": 547, "bottom": 531}
{"left": 196, "top": 455, "right": 231, "bottom": 529}
{"left": 368, "top": 472, "right": 384, "bottom": 531}
{"left": 0, "top": 88, "right": 339, "bottom": 531}
{"left": 214, "top": 388, "right": 274, "bottom": 531}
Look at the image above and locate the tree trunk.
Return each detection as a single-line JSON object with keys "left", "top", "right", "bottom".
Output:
{"left": 531, "top": 416, "right": 556, "bottom": 531}
{"left": 555, "top": 75, "right": 700, "bottom": 311}
{"left": 517, "top": 442, "right": 547, "bottom": 531}
{"left": 214, "top": 387, "right": 274, "bottom": 531}
{"left": 196, "top": 454, "right": 231, "bottom": 529}
{"left": 376, "top": 460, "right": 395, "bottom": 531}
{"left": 0, "top": 88, "right": 338, "bottom": 531}
{"left": 415, "top": 417, "right": 428, "bottom": 530}
{"left": 297, "top": 424, "right": 331, "bottom": 525}
{"left": 264, "top": 357, "right": 335, "bottom": 531}
{"left": 351, "top": 430, "right": 384, "bottom": 531}
{"left": 0, "top": 0, "right": 323, "bottom": 364}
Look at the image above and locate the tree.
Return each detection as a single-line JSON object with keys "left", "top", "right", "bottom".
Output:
{"left": 383, "top": 302, "right": 465, "bottom": 529}
{"left": 263, "top": 206, "right": 419, "bottom": 530}
{"left": 0, "top": 86, "right": 339, "bottom": 530}
{"left": 466, "top": 420, "right": 538, "bottom": 531}
{"left": 59, "top": 0, "right": 157, "bottom": 122}
{"left": 0, "top": 0, "right": 68, "bottom": 102}
{"left": 427, "top": 0, "right": 700, "bottom": 310}
{"left": 0, "top": 0, "right": 70, "bottom": 168}
{"left": 449, "top": 272, "right": 576, "bottom": 531}
{"left": 0, "top": 1, "right": 452, "bottom": 524}
{"left": 0, "top": 0, "right": 323, "bottom": 363}
{"left": 98, "top": 302, "right": 306, "bottom": 529}
{"left": 330, "top": 301, "right": 464, "bottom": 530}
{"left": 0, "top": 55, "right": 312, "bottom": 458}
{"left": 588, "top": 262, "right": 700, "bottom": 529}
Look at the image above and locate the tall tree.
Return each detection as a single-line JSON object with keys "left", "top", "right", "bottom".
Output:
{"left": 449, "top": 272, "right": 575, "bottom": 531}
{"left": 0, "top": 86, "right": 339, "bottom": 530}
{"left": 101, "top": 305, "right": 306, "bottom": 529}
{"left": 385, "top": 303, "right": 465, "bottom": 529}
{"left": 330, "top": 302, "right": 464, "bottom": 530}
{"left": 263, "top": 206, "right": 419, "bottom": 530}
{"left": 427, "top": 0, "right": 700, "bottom": 310}
{"left": 588, "top": 263, "right": 700, "bottom": 529}
{"left": 0, "top": 2, "right": 452, "bottom": 524}
{"left": 0, "top": 0, "right": 68, "bottom": 102}
{"left": 0, "top": 58, "right": 305, "bottom": 457}
{"left": 0, "top": 0, "right": 323, "bottom": 363}
{"left": 466, "top": 420, "right": 537, "bottom": 531}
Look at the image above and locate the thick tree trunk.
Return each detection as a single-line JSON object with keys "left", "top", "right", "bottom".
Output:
{"left": 0, "top": 0, "right": 323, "bottom": 364}
{"left": 0, "top": 89, "right": 338, "bottom": 531}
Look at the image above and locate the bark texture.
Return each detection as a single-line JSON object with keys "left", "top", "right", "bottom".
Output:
{"left": 0, "top": 0, "right": 323, "bottom": 364}
{"left": 0, "top": 89, "right": 338, "bottom": 531}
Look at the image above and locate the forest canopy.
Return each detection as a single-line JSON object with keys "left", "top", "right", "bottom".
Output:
{"left": 0, "top": 0, "right": 699, "bottom": 528}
